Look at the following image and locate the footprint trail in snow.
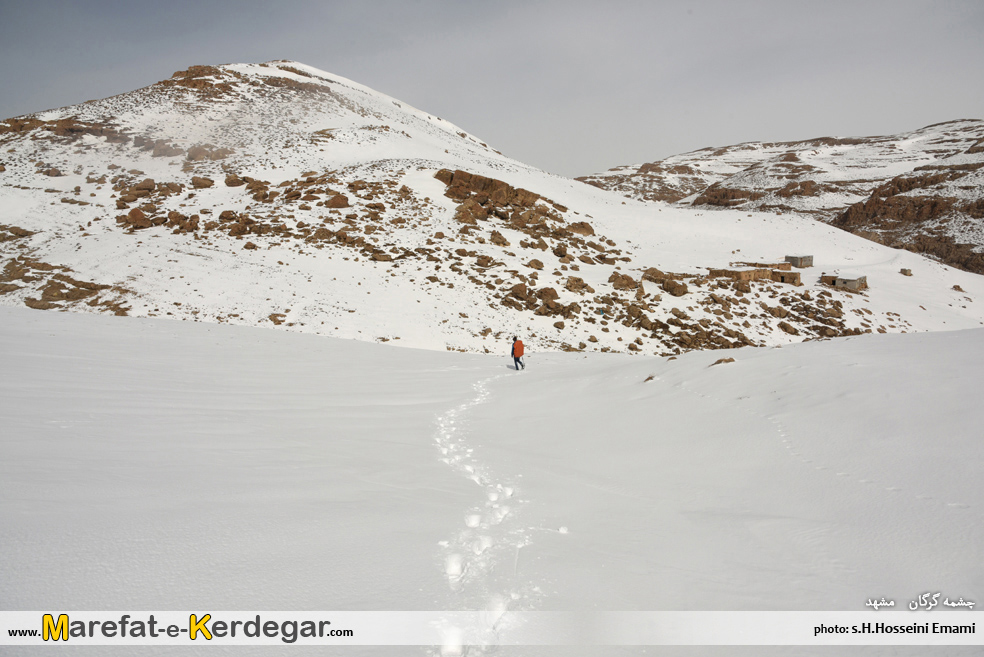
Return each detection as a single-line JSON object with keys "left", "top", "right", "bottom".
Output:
{"left": 431, "top": 374, "right": 541, "bottom": 654}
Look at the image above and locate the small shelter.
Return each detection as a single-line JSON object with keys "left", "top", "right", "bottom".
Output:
{"left": 821, "top": 275, "right": 868, "bottom": 291}
{"left": 785, "top": 255, "right": 814, "bottom": 268}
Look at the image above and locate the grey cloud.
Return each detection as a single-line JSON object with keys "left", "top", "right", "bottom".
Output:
{"left": 1, "top": 0, "right": 981, "bottom": 177}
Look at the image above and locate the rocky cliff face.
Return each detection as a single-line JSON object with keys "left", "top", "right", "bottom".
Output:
{"left": 578, "top": 120, "right": 984, "bottom": 273}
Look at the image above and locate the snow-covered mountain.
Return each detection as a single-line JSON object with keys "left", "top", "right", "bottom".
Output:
{"left": 2, "top": 62, "right": 983, "bottom": 355}
{"left": 3, "top": 62, "right": 983, "bottom": 654}
{"left": 578, "top": 120, "right": 984, "bottom": 274}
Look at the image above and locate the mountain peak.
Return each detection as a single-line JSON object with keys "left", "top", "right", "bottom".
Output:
{"left": 2, "top": 67, "right": 984, "bottom": 355}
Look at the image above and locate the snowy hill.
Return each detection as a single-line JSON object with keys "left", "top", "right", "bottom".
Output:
{"left": 2, "top": 62, "right": 984, "bottom": 356}
{"left": 578, "top": 120, "right": 984, "bottom": 274}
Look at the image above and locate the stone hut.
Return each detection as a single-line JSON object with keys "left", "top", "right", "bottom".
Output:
{"left": 707, "top": 267, "right": 773, "bottom": 282}
{"left": 708, "top": 266, "right": 801, "bottom": 286}
{"left": 771, "top": 270, "right": 802, "bottom": 286}
{"left": 821, "top": 274, "right": 868, "bottom": 291}
{"left": 785, "top": 255, "right": 814, "bottom": 268}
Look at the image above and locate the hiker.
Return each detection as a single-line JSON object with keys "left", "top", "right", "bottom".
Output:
{"left": 511, "top": 336, "right": 525, "bottom": 370}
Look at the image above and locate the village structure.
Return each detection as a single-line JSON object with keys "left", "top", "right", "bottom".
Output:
{"left": 705, "top": 254, "right": 870, "bottom": 292}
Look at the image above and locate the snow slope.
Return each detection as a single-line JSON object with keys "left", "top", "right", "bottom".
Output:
{"left": 2, "top": 305, "right": 982, "bottom": 655}
{"left": 578, "top": 120, "right": 984, "bottom": 274}
{"left": 2, "top": 63, "right": 983, "bottom": 356}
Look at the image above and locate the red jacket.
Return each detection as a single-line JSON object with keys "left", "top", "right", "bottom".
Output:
{"left": 512, "top": 340, "right": 524, "bottom": 357}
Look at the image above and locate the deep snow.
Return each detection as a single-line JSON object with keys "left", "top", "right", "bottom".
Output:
{"left": 2, "top": 305, "right": 982, "bottom": 655}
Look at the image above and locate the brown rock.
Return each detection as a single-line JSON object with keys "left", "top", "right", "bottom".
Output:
{"left": 578, "top": 255, "right": 596, "bottom": 265}
{"left": 553, "top": 321, "right": 565, "bottom": 330}
{"left": 527, "top": 259, "right": 544, "bottom": 270}
{"left": 565, "top": 276, "right": 595, "bottom": 294}
{"left": 510, "top": 283, "right": 529, "bottom": 299}
{"left": 778, "top": 321, "right": 799, "bottom": 335}
{"left": 225, "top": 174, "right": 245, "bottom": 187}
{"left": 326, "top": 194, "right": 349, "bottom": 208}
{"left": 490, "top": 230, "right": 510, "bottom": 247}
{"left": 127, "top": 208, "right": 151, "bottom": 228}
{"left": 191, "top": 176, "right": 214, "bottom": 189}
{"left": 711, "top": 357, "right": 736, "bottom": 366}
{"left": 768, "top": 305, "right": 790, "bottom": 319}
{"left": 662, "top": 280, "right": 688, "bottom": 296}
{"left": 537, "top": 287, "right": 559, "bottom": 302}
{"left": 243, "top": 241, "right": 258, "bottom": 250}
{"left": 372, "top": 252, "right": 393, "bottom": 262}
{"left": 134, "top": 178, "right": 156, "bottom": 191}
{"left": 608, "top": 271, "right": 638, "bottom": 290}
{"left": 642, "top": 267, "right": 668, "bottom": 283}
{"left": 953, "top": 284, "right": 965, "bottom": 292}
{"left": 568, "top": 221, "right": 595, "bottom": 236}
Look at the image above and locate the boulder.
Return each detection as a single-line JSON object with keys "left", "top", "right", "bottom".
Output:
{"left": 126, "top": 208, "right": 151, "bottom": 228}
{"left": 527, "top": 259, "right": 544, "bottom": 270}
{"left": 642, "top": 267, "right": 668, "bottom": 283}
{"left": 608, "top": 272, "right": 638, "bottom": 290}
{"left": 778, "top": 321, "right": 799, "bottom": 335}
{"left": 565, "top": 276, "right": 594, "bottom": 294}
{"left": 133, "top": 178, "right": 156, "bottom": 191}
{"left": 568, "top": 221, "right": 594, "bottom": 236}
{"left": 662, "top": 280, "right": 688, "bottom": 296}
{"left": 326, "top": 194, "right": 349, "bottom": 208}
{"left": 191, "top": 176, "right": 214, "bottom": 189}
{"left": 225, "top": 174, "right": 245, "bottom": 187}
{"left": 490, "top": 230, "right": 510, "bottom": 247}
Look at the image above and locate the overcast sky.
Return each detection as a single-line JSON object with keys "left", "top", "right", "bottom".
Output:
{"left": 1, "top": 0, "right": 982, "bottom": 177}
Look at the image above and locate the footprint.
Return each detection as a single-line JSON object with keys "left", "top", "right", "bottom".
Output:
{"left": 445, "top": 553, "right": 464, "bottom": 578}
{"left": 472, "top": 536, "right": 493, "bottom": 555}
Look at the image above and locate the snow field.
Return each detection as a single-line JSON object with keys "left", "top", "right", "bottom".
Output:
{"left": 2, "top": 305, "right": 982, "bottom": 656}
